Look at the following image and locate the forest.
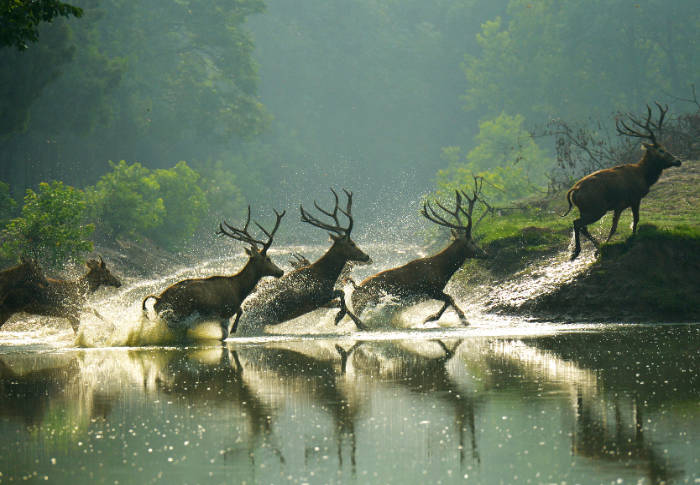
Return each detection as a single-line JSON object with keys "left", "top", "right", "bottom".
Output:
{"left": 1, "top": 0, "right": 699, "bottom": 265}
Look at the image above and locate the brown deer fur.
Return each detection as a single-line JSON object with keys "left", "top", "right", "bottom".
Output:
{"left": 142, "top": 208, "right": 285, "bottom": 339}
{"left": 351, "top": 183, "right": 486, "bottom": 325}
{"left": 564, "top": 104, "right": 682, "bottom": 260}
{"left": 237, "top": 189, "right": 371, "bottom": 334}
{"left": 0, "top": 257, "right": 121, "bottom": 332}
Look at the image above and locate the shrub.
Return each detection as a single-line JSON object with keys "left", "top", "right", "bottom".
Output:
{"left": 0, "top": 181, "right": 94, "bottom": 267}
{"left": 87, "top": 160, "right": 164, "bottom": 239}
{"left": 0, "top": 181, "right": 17, "bottom": 227}
{"left": 146, "top": 161, "right": 209, "bottom": 248}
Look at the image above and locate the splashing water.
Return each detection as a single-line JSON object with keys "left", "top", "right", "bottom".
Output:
{"left": 1, "top": 244, "right": 598, "bottom": 349}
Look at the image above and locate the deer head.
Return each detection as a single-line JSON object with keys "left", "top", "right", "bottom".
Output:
{"left": 84, "top": 256, "right": 122, "bottom": 291}
{"left": 616, "top": 102, "right": 682, "bottom": 169}
{"left": 422, "top": 177, "right": 487, "bottom": 259}
{"left": 218, "top": 206, "right": 286, "bottom": 278}
{"left": 300, "top": 188, "right": 371, "bottom": 264}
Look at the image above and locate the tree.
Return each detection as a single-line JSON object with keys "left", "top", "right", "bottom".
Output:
{"left": 435, "top": 113, "right": 552, "bottom": 205}
{"left": 0, "top": 181, "right": 94, "bottom": 267}
{"left": 0, "top": 0, "right": 82, "bottom": 50}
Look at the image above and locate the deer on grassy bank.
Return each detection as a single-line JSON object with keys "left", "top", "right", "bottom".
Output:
{"left": 0, "top": 257, "right": 121, "bottom": 332}
{"left": 142, "top": 207, "right": 285, "bottom": 339}
{"left": 351, "top": 178, "right": 487, "bottom": 325}
{"left": 563, "top": 103, "right": 683, "bottom": 260}
{"left": 236, "top": 189, "right": 371, "bottom": 334}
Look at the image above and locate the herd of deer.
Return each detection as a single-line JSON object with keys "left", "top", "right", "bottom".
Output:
{"left": 0, "top": 104, "right": 683, "bottom": 338}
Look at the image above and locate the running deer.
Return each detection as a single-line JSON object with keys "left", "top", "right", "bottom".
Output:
{"left": 0, "top": 257, "right": 46, "bottom": 306}
{"left": 0, "top": 257, "right": 121, "bottom": 332}
{"left": 563, "top": 103, "right": 683, "bottom": 260}
{"left": 237, "top": 189, "right": 371, "bottom": 334}
{"left": 351, "top": 178, "right": 487, "bottom": 325}
{"left": 142, "top": 207, "right": 285, "bottom": 339}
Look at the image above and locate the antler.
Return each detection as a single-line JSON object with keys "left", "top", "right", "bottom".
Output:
{"left": 218, "top": 206, "right": 286, "bottom": 254}
{"left": 615, "top": 102, "right": 668, "bottom": 146}
{"left": 300, "top": 188, "right": 354, "bottom": 236}
{"left": 422, "top": 176, "right": 484, "bottom": 237}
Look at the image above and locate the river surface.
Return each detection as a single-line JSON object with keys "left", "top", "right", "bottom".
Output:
{"left": 0, "top": 246, "right": 698, "bottom": 484}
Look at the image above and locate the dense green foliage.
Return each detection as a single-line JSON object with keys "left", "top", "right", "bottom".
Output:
{"left": 0, "top": 181, "right": 94, "bottom": 267}
{"left": 0, "top": 0, "right": 266, "bottom": 201}
{"left": 87, "top": 161, "right": 224, "bottom": 249}
{"left": 0, "top": 0, "right": 82, "bottom": 50}
{"left": 1, "top": 0, "right": 698, "bottom": 254}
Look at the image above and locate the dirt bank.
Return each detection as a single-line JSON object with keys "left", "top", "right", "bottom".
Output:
{"left": 488, "top": 225, "right": 700, "bottom": 322}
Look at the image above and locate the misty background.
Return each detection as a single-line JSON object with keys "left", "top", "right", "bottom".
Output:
{"left": 1, "top": 0, "right": 698, "bottom": 253}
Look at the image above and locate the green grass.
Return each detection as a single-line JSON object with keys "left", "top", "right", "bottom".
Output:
{"left": 462, "top": 159, "right": 699, "bottom": 282}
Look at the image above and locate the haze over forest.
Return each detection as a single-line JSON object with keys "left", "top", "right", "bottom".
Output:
{"left": 1, "top": 0, "right": 698, "bottom": 249}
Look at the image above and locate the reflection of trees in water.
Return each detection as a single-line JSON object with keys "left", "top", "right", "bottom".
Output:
{"left": 492, "top": 329, "right": 694, "bottom": 484}
{"left": 0, "top": 326, "right": 694, "bottom": 483}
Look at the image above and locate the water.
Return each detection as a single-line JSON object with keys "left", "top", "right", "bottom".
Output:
{"left": 0, "top": 246, "right": 698, "bottom": 484}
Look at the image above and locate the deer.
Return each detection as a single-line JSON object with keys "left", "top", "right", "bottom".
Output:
{"left": 0, "top": 256, "right": 121, "bottom": 332}
{"left": 141, "top": 207, "right": 285, "bottom": 339}
{"left": 563, "top": 103, "right": 683, "bottom": 260}
{"left": 236, "top": 188, "right": 371, "bottom": 334}
{"left": 351, "top": 178, "right": 487, "bottom": 325}
{"left": 0, "top": 257, "right": 47, "bottom": 306}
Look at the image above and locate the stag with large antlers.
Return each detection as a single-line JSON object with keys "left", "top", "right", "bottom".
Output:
{"left": 351, "top": 178, "right": 487, "bottom": 325}
{"left": 236, "top": 188, "right": 371, "bottom": 334}
{"left": 142, "top": 207, "right": 285, "bottom": 339}
{"left": 1, "top": 257, "right": 121, "bottom": 332}
{"left": 563, "top": 103, "right": 683, "bottom": 260}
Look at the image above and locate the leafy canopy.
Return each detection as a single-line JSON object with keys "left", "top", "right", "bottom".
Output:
{"left": 0, "top": 0, "right": 82, "bottom": 50}
{"left": 0, "top": 181, "right": 94, "bottom": 267}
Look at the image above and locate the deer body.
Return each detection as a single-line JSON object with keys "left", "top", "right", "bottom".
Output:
{"left": 565, "top": 104, "right": 682, "bottom": 260}
{"left": 142, "top": 208, "right": 285, "bottom": 339}
{"left": 352, "top": 182, "right": 486, "bottom": 325}
{"left": 0, "top": 258, "right": 121, "bottom": 332}
{"left": 237, "top": 189, "right": 371, "bottom": 334}
{"left": 240, "top": 237, "right": 370, "bottom": 333}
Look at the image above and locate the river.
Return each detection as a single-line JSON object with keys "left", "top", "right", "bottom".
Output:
{"left": 0, "top": 245, "right": 697, "bottom": 484}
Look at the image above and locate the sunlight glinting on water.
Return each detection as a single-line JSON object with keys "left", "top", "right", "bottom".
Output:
{"left": 0, "top": 243, "right": 608, "bottom": 351}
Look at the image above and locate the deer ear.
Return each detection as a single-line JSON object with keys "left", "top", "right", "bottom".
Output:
{"left": 244, "top": 247, "right": 253, "bottom": 256}
{"left": 329, "top": 233, "right": 341, "bottom": 242}
{"left": 641, "top": 143, "right": 651, "bottom": 151}
{"left": 86, "top": 259, "right": 99, "bottom": 269}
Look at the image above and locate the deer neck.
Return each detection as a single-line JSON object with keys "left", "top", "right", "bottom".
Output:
{"left": 430, "top": 238, "right": 471, "bottom": 278}
{"left": 79, "top": 273, "right": 98, "bottom": 294}
{"left": 312, "top": 245, "right": 348, "bottom": 280}
{"left": 232, "top": 259, "right": 265, "bottom": 298}
{"left": 637, "top": 151, "right": 665, "bottom": 187}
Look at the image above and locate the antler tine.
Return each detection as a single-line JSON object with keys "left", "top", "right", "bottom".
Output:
{"left": 421, "top": 193, "right": 468, "bottom": 231}
{"left": 217, "top": 205, "right": 267, "bottom": 249}
{"left": 340, "top": 188, "right": 354, "bottom": 235}
{"left": 615, "top": 103, "right": 669, "bottom": 145}
{"left": 652, "top": 102, "right": 669, "bottom": 132}
{"left": 300, "top": 204, "right": 345, "bottom": 235}
{"left": 301, "top": 188, "right": 353, "bottom": 235}
{"left": 260, "top": 209, "right": 286, "bottom": 254}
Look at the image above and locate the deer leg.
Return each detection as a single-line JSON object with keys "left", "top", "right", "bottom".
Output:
{"left": 230, "top": 309, "right": 242, "bottom": 334}
{"left": 332, "top": 290, "right": 366, "bottom": 330}
{"left": 605, "top": 209, "right": 623, "bottom": 243}
{"left": 631, "top": 200, "right": 641, "bottom": 234}
{"left": 0, "top": 309, "right": 13, "bottom": 329}
{"left": 425, "top": 292, "right": 469, "bottom": 325}
{"left": 67, "top": 316, "right": 80, "bottom": 333}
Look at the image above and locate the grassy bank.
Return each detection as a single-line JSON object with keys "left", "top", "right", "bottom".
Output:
{"left": 461, "top": 159, "right": 700, "bottom": 322}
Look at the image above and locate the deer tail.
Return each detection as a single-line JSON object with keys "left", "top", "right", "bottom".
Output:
{"left": 560, "top": 188, "right": 575, "bottom": 217}
{"left": 142, "top": 295, "right": 158, "bottom": 315}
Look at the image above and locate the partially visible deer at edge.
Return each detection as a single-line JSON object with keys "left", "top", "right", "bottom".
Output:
{"left": 351, "top": 177, "right": 487, "bottom": 325}
{"left": 142, "top": 207, "right": 285, "bottom": 339}
{"left": 237, "top": 188, "right": 371, "bottom": 334}
{"left": 563, "top": 103, "right": 683, "bottom": 260}
{"left": 0, "top": 256, "right": 121, "bottom": 332}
